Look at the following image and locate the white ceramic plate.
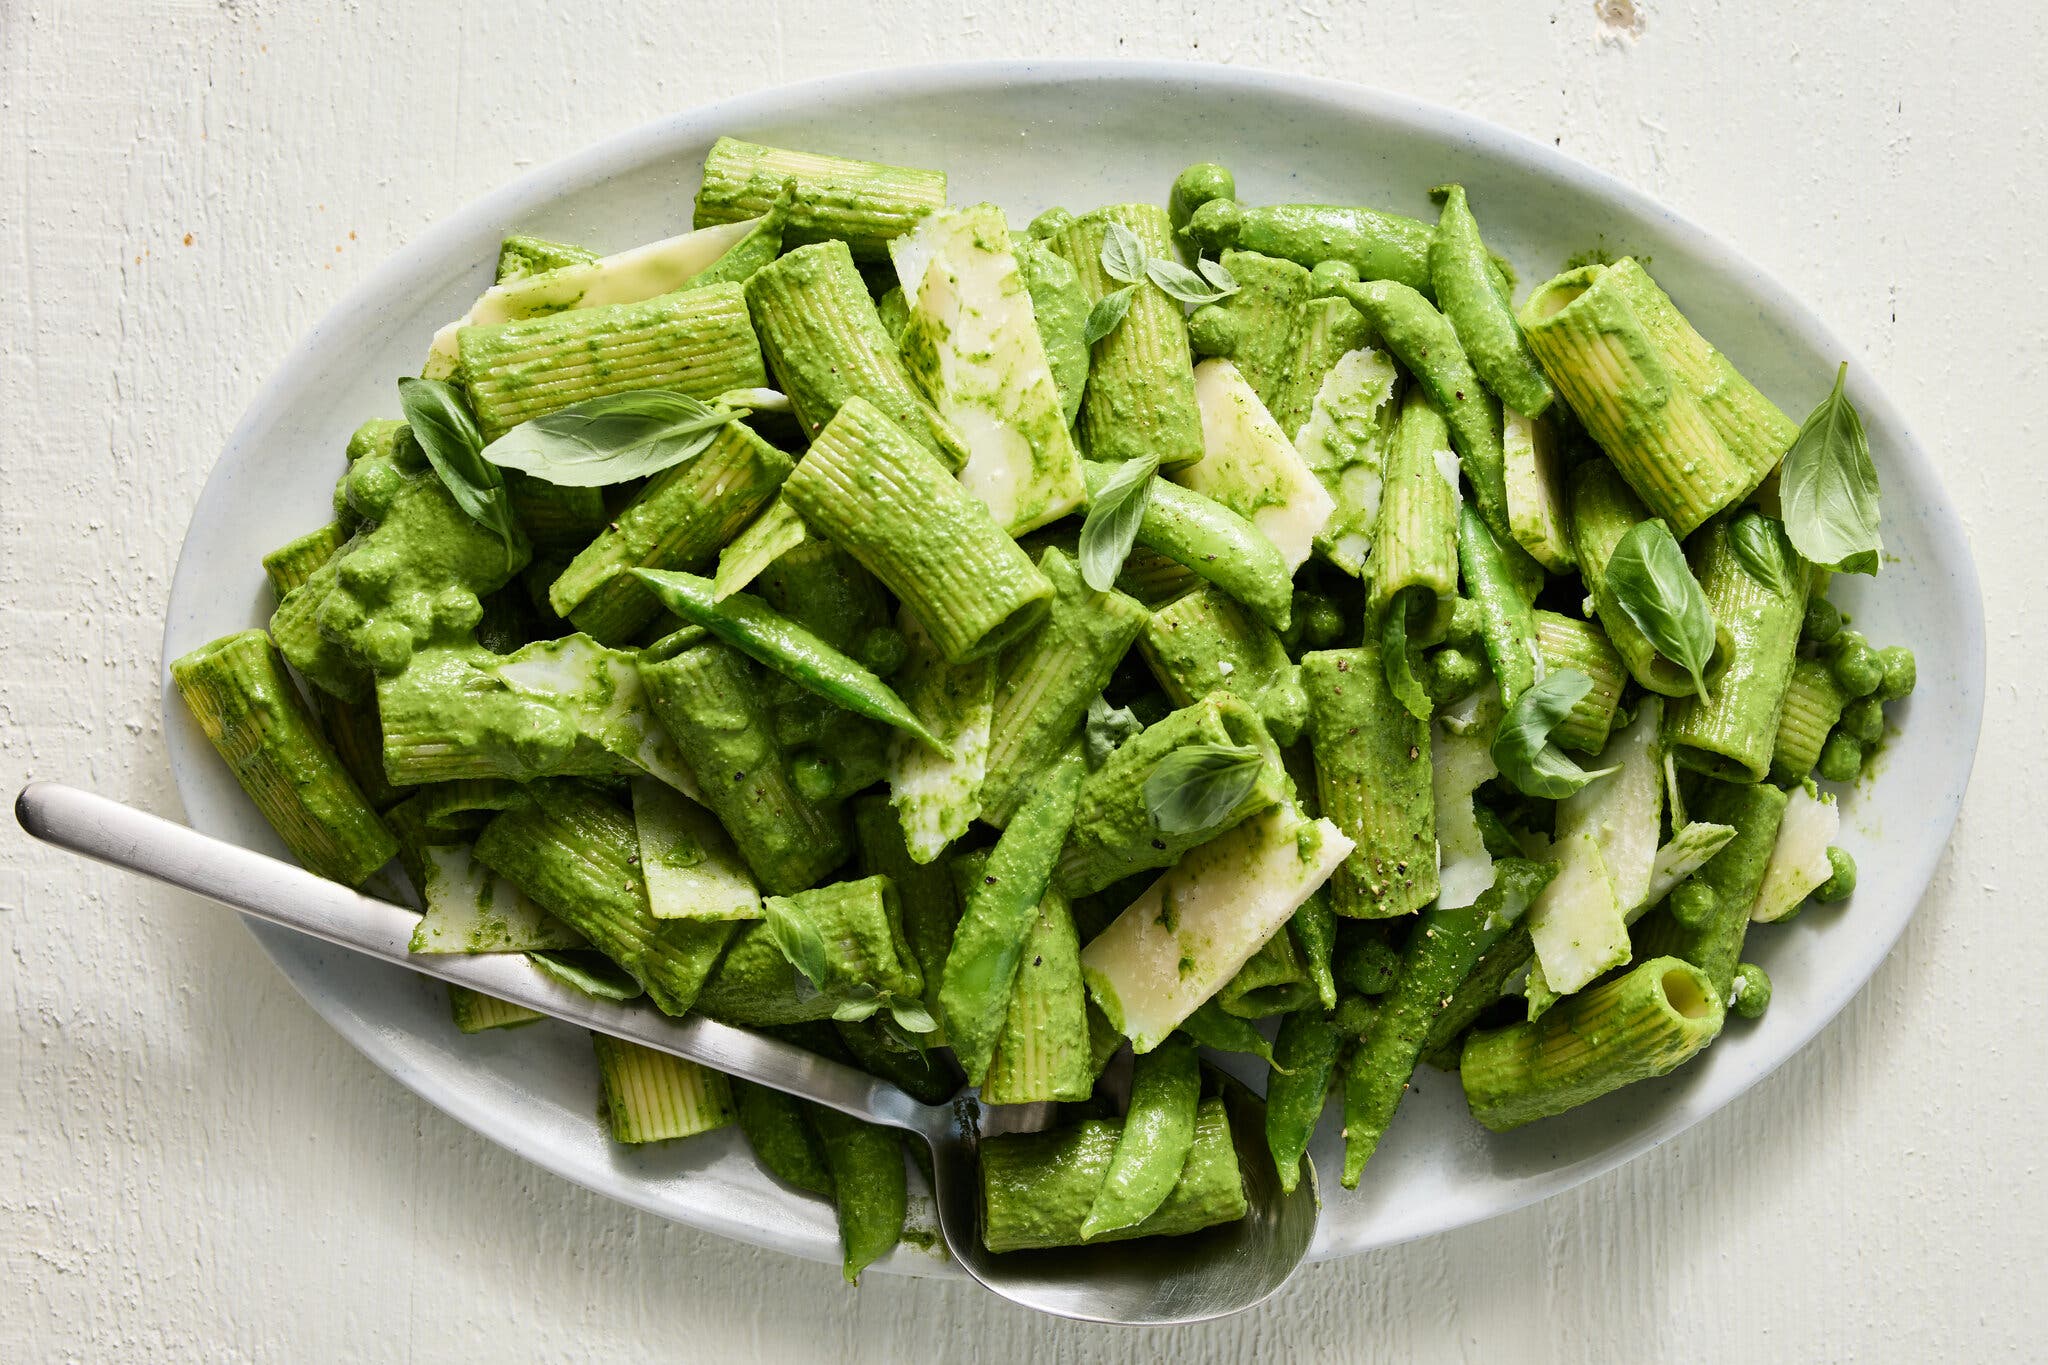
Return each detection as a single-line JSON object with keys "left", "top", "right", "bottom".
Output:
{"left": 161, "top": 60, "right": 1983, "bottom": 1274}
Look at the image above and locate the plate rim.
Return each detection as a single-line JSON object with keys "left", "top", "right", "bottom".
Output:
{"left": 159, "top": 56, "right": 1986, "bottom": 1273}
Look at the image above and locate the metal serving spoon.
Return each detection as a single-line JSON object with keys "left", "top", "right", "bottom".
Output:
{"left": 15, "top": 783, "right": 1318, "bottom": 1324}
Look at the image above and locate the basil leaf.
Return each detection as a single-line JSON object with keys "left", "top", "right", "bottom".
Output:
{"left": 761, "top": 894, "right": 837, "bottom": 993}
{"left": 480, "top": 389, "right": 739, "bottom": 486}
{"left": 1605, "top": 518, "right": 1716, "bottom": 702}
{"left": 1078, "top": 453, "right": 1158, "bottom": 591}
{"left": 1380, "top": 593, "right": 1433, "bottom": 721}
{"left": 1728, "top": 510, "right": 1792, "bottom": 596}
{"left": 1144, "top": 743, "right": 1267, "bottom": 834}
{"left": 527, "top": 949, "right": 643, "bottom": 1001}
{"left": 1197, "top": 255, "right": 1238, "bottom": 293}
{"left": 1780, "top": 363, "right": 1881, "bottom": 575}
{"left": 397, "top": 376, "right": 519, "bottom": 565}
{"left": 1084, "top": 693, "right": 1144, "bottom": 770}
{"left": 1146, "top": 257, "right": 1237, "bottom": 306}
{"left": 887, "top": 1001, "right": 938, "bottom": 1036}
{"left": 1082, "top": 284, "right": 1138, "bottom": 345}
{"left": 1099, "top": 221, "right": 1149, "bottom": 285}
{"left": 1490, "top": 670, "right": 1621, "bottom": 799}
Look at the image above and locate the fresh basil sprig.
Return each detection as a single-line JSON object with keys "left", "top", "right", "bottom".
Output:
{"left": 1144, "top": 743, "right": 1267, "bottom": 835}
{"left": 763, "top": 894, "right": 934, "bottom": 1033}
{"left": 527, "top": 949, "right": 643, "bottom": 1001}
{"left": 1146, "top": 256, "right": 1239, "bottom": 306}
{"left": 1078, "top": 453, "right": 1159, "bottom": 591}
{"left": 1084, "top": 693, "right": 1143, "bottom": 770}
{"left": 1728, "top": 510, "right": 1793, "bottom": 596}
{"left": 1380, "top": 594, "right": 1434, "bottom": 721}
{"left": 396, "top": 376, "right": 520, "bottom": 566}
{"left": 1099, "top": 222, "right": 1149, "bottom": 285}
{"left": 480, "top": 388, "right": 741, "bottom": 487}
{"left": 1780, "top": 362, "right": 1881, "bottom": 575}
{"left": 1605, "top": 518, "right": 1716, "bottom": 702}
{"left": 1490, "top": 670, "right": 1621, "bottom": 799}
{"left": 1083, "top": 286, "right": 1138, "bottom": 345}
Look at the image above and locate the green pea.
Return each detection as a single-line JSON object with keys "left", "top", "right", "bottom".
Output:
{"left": 791, "top": 751, "right": 840, "bottom": 804}
{"left": 1333, "top": 931, "right": 1401, "bottom": 996}
{"left": 1668, "top": 878, "right": 1717, "bottom": 929}
{"left": 1332, "top": 993, "right": 1380, "bottom": 1039}
{"left": 1186, "top": 303, "right": 1238, "bottom": 357}
{"left": 1183, "top": 198, "right": 1243, "bottom": 253}
{"left": 1169, "top": 163, "right": 1235, "bottom": 233}
{"left": 1876, "top": 645, "right": 1916, "bottom": 702}
{"left": 1295, "top": 592, "right": 1344, "bottom": 649}
{"left": 1729, "top": 963, "right": 1772, "bottom": 1019}
{"left": 1802, "top": 596, "right": 1842, "bottom": 645}
{"left": 1427, "top": 646, "right": 1484, "bottom": 706}
{"left": 1816, "top": 732, "right": 1864, "bottom": 783}
{"left": 1830, "top": 635, "right": 1884, "bottom": 698}
{"left": 1028, "top": 206, "right": 1076, "bottom": 240}
{"left": 859, "top": 626, "right": 908, "bottom": 678}
{"left": 1444, "top": 595, "right": 1484, "bottom": 645}
{"left": 1309, "top": 259, "right": 1361, "bottom": 298}
{"left": 1840, "top": 696, "right": 1885, "bottom": 745}
{"left": 1813, "top": 845, "right": 1857, "bottom": 902}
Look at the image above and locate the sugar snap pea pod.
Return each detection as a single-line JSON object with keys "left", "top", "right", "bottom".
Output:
{"left": 807, "top": 1105, "right": 907, "bottom": 1282}
{"left": 940, "top": 752, "right": 1084, "bottom": 1084}
{"left": 1291, "top": 891, "right": 1338, "bottom": 1011}
{"left": 731, "top": 1079, "right": 835, "bottom": 1198}
{"left": 1169, "top": 161, "right": 1236, "bottom": 235}
{"left": 1184, "top": 198, "right": 1435, "bottom": 294}
{"left": 1081, "top": 460, "right": 1293, "bottom": 632}
{"left": 1079, "top": 1035, "right": 1202, "bottom": 1239}
{"left": 1264, "top": 1008, "right": 1341, "bottom": 1194}
{"left": 1341, "top": 857, "right": 1556, "bottom": 1187}
{"left": 1458, "top": 503, "right": 1542, "bottom": 709}
{"left": 1341, "top": 279, "right": 1514, "bottom": 552}
{"left": 1176, "top": 998, "right": 1282, "bottom": 1067}
{"left": 632, "top": 569, "right": 945, "bottom": 752}
{"left": 1428, "top": 185, "right": 1556, "bottom": 418}
{"left": 1632, "top": 778, "right": 1787, "bottom": 1001}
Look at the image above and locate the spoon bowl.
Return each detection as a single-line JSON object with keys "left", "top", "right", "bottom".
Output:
{"left": 14, "top": 782, "right": 1319, "bottom": 1324}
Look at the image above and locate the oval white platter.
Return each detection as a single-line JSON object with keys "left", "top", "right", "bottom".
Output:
{"left": 161, "top": 60, "right": 1983, "bottom": 1274}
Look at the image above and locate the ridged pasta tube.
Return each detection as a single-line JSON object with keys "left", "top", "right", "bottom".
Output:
{"left": 1533, "top": 610, "right": 1627, "bottom": 754}
{"left": 1770, "top": 657, "right": 1850, "bottom": 784}
{"left": 1570, "top": 460, "right": 1710, "bottom": 697}
{"left": 1301, "top": 647, "right": 1437, "bottom": 919}
{"left": 693, "top": 137, "right": 946, "bottom": 261}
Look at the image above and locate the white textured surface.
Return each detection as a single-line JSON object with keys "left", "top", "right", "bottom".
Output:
{"left": 2, "top": 3, "right": 2040, "bottom": 1360}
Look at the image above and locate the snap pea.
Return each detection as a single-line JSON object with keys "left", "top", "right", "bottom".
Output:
{"left": 1264, "top": 1009, "right": 1340, "bottom": 1195}
{"left": 1428, "top": 185, "right": 1556, "bottom": 418}
{"left": 1342, "top": 858, "right": 1556, "bottom": 1187}
{"left": 1079, "top": 1035, "right": 1201, "bottom": 1239}
{"left": 809, "top": 1104, "right": 908, "bottom": 1283}
{"left": 1081, "top": 460, "right": 1294, "bottom": 632}
{"left": 1183, "top": 198, "right": 1435, "bottom": 294}
{"left": 939, "top": 752, "right": 1084, "bottom": 1084}
{"left": 1177, "top": 997, "right": 1281, "bottom": 1067}
{"left": 730, "top": 1079, "right": 834, "bottom": 1199}
{"left": 1169, "top": 162, "right": 1236, "bottom": 235}
{"left": 1291, "top": 890, "right": 1339, "bottom": 1010}
{"left": 632, "top": 568, "right": 946, "bottom": 751}
{"left": 1458, "top": 503, "right": 1542, "bottom": 709}
{"left": 1341, "top": 280, "right": 1514, "bottom": 552}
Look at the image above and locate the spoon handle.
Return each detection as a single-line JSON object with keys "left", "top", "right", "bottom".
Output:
{"left": 14, "top": 782, "right": 953, "bottom": 1143}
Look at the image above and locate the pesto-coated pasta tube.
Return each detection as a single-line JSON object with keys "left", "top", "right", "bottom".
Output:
{"left": 1082, "top": 460, "right": 1293, "bottom": 634}
{"left": 448, "top": 987, "right": 543, "bottom": 1034}
{"left": 693, "top": 921, "right": 842, "bottom": 1027}
{"left": 760, "top": 875, "right": 926, "bottom": 1019}
{"left": 495, "top": 234, "right": 598, "bottom": 281}
{"left": 1663, "top": 514, "right": 1809, "bottom": 782}
{"left": 1605, "top": 257, "right": 1797, "bottom": 484}
{"left": 744, "top": 240, "right": 967, "bottom": 468}
{"left": 1272, "top": 294, "right": 1376, "bottom": 440}
{"left": 784, "top": 397, "right": 1053, "bottom": 666}
{"left": 504, "top": 472, "right": 609, "bottom": 553}
{"left": 1368, "top": 389, "right": 1461, "bottom": 646}
{"left": 1520, "top": 265, "right": 1756, "bottom": 534}
{"left": 1137, "top": 584, "right": 1308, "bottom": 746}
{"left": 548, "top": 422, "right": 792, "bottom": 644}
{"left": 1215, "top": 926, "right": 1314, "bottom": 1019}
{"left": 474, "top": 783, "right": 736, "bottom": 1015}
{"left": 979, "top": 1098, "right": 1249, "bottom": 1253}
{"left": 1570, "top": 460, "right": 1707, "bottom": 697}
{"left": 456, "top": 283, "right": 768, "bottom": 440}
{"left": 979, "top": 548, "right": 1150, "bottom": 829}
{"left": 1632, "top": 778, "right": 1788, "bottom": 1001}
{"left": 1049, "top": 204, "right": 1205, "bottom": 471}
{"left": 950, "top": 851, "right": 1092, "bottom": 1105}
{"left": 1770, "top": 657, "right": 1851, "bottom": 784}
{"left": 261, "top": 524, "right": 344, "bottom": 598}
{"left": 172, "top": 631, "right": 398, "bottom": 886}
{"left": 637, "top": 639, "right": 851, "bottom": 895}
{"left": 1459, "top": 956, "right": 1725, "bottom": 1132}
{"left": 693, "top": 136, "right": 946, "bottom": 261}
{"left": 1183, "top": 250, "right": 1316, "bottom": 416}
{"left": 851, "top": 795, "right": 959, "bottom": 1025}
{"left": 1534, "top": 610, "right": 1627, "bottom": 754}
{"left": 1301, "top": 647, "right": 1436, "bottom": 920}
{"left": 1113, "top": 546, "right": 1202, "bottom": 609}
{"left": 1054, "top": 693, "right": 1288, "bottom": 898}
{"left": 1183, "top": 197, "right": 1435, "bottom": 295}
{"left": 591, "top": 1034, "right": 735, "bottom": 1144}
{"left": 1429, "top": 185, "right": 1555, "bottom": 418}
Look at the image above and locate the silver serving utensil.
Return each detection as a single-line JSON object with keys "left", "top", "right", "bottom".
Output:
{"left": 16, "top": 782, "right": 1318, "bottom": 1324}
